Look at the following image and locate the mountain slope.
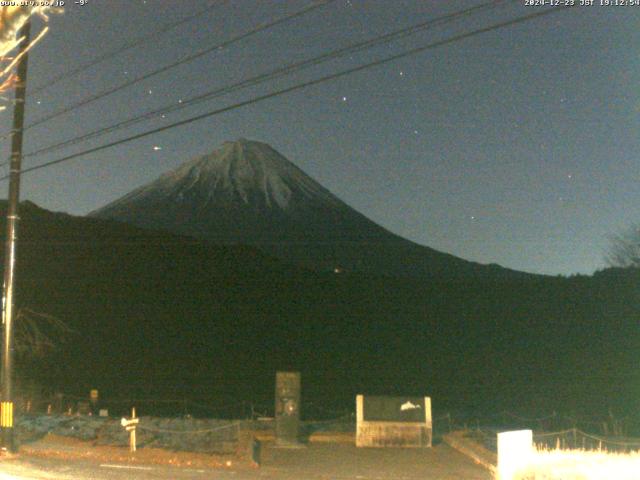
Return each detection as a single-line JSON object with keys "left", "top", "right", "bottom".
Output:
{"left": 90, "top": 139, "right": 525, "bottom": 278}
{"left": 2, "top": 201, "right": 637, "bottom": 418}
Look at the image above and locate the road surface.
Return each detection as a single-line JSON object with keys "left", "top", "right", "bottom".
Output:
{"left": 0, "top": 442, "right": 492, "bottom": 479}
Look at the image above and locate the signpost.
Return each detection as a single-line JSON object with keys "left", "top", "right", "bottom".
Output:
{"left": 120, "top": 407, "right": 139, "bottom": 453}
{"left": 89, "top": 389, "right": 98, "bottom": 415}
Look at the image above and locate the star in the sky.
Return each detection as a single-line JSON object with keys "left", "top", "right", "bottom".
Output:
{"left": 341, "top": 96, "right": 347, "bottom": 102}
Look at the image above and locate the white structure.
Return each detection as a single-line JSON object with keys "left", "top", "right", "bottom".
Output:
{"left": 497, "top": 429, "right": 533, "bottom": 480}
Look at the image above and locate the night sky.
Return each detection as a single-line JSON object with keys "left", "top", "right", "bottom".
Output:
{"left": 0, "top": 0, "right": 638, "bottom": 276}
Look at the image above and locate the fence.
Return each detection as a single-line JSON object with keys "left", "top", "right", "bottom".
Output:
{"left": 534, "top": 428, "right": 640, "bottom": 454}
{"left": 460, "top": 426, "right": 640, "bottom": 456}
{"left": 14, "top": 389, "right": 640, "bottom": 450}
{"left": 14, "top": 390, "right": 360, "bottom": 421}
{"left": 135, "top": 418, "right": 243, "bottom": 454}
{"left": 17, "top": 413, "right": 245, "bottom": 454}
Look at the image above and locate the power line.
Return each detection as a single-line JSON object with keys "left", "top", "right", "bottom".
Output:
{"left": 9, "top": 0, "right": 337, "bottom": 134}
{"left": 28, "top": 1, "right": 224, "bottom": 97}
{"left": 24, "top": 0, "right": 514, "bottom": 160}
{"left": 1, "top": 5, "right": 574, "bottom": 182}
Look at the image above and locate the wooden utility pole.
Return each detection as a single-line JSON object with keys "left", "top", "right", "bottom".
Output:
{"left": 1, "top": 19, "right": 31, "bottom": 453}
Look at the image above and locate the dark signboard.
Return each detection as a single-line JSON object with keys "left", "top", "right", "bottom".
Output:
{"left": 275, "top": 371, "right": 300, "bottom": 445}
{"left": 363, "top": 395, "right": 427, "bottom": 423}
{"left": 356, "top": 394, "right": 432, "bottom": 447}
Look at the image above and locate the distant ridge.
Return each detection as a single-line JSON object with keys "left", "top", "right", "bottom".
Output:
{"left": 90, "top": 138, "right": 528, "bottom": 279}
{"left": 0, "top": 199, "right": 635, "bottom": 419}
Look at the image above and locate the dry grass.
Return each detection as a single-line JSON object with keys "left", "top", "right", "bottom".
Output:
{"left": 515, "top": 448, "right": 640, "bottom": 480}
{"left": 21, "top": 433, "right": 243, "bottom": 470}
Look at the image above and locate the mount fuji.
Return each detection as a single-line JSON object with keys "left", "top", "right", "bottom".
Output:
{"left": 90, "top": 139, "right": 522, "bottom": 278}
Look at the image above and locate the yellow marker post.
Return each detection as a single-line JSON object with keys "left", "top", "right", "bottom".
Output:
{"left": 1, "top": 401, "right": 13, "bottom": 428}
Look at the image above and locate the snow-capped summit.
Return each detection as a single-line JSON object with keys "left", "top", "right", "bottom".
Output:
{"left": 90, "top": 139, "right": 518, "bottom": 278}
{"left": 163, "top": 138, "right": 343, "bottom": 210}
{"left": 99, "top": 139, "right": 342, "bottom": 213}
{"left": 91, "top": 138, "right": 388, "bottom": 245}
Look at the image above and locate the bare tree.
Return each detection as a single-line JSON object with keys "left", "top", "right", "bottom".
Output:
{"left": 606, "top": 224, "right": 640, "bottom": 268}
{"left": 14, "top": 307, "right": 74, "bottom": 358}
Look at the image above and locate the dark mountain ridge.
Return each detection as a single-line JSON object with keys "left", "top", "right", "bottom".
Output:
{"left": 90, "top": 139, "right": 528, "bottom": 279}
{"left": 1, "top": 201, "right": 638, "bottom": 420}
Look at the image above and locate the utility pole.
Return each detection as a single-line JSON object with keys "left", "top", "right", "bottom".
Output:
{"left": 1, "top": 19, "right": 31, "bottom": 453}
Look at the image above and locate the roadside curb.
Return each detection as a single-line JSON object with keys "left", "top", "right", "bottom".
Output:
{"left": 442, "top": 431, "right": 497, "bottom": 475}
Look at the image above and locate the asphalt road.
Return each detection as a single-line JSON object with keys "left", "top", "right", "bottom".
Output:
{"left": 0, "top": 443, "right": 492, "bottom": 479}
{"left": 2, "top": 457, "right": 239, "bottom": 479}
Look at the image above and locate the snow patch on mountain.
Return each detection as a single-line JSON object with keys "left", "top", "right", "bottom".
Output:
{"left": 106, "top": 138, "right": 344, "bottom": 213}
